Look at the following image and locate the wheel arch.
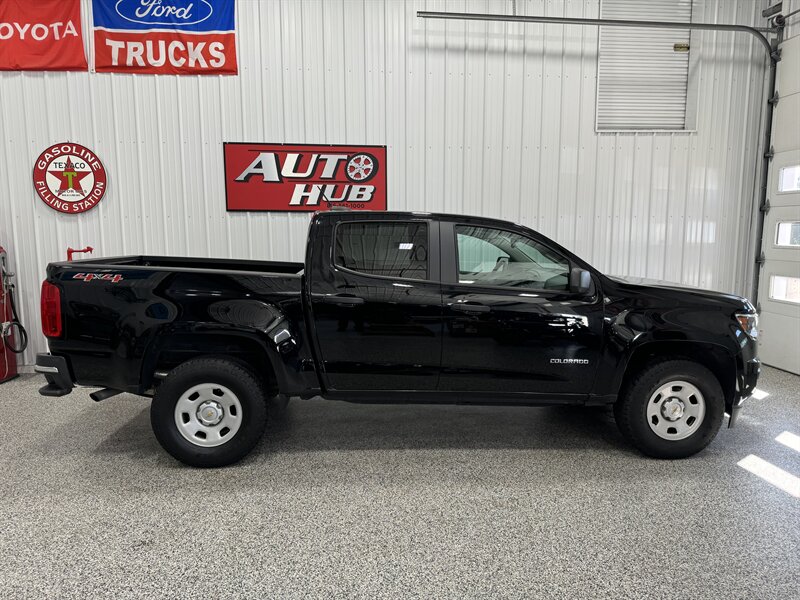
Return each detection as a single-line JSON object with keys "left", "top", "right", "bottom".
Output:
{"left": 140, "top": 331, "right": 283, "bottom": 396}
{"left": 617, "top": 341, "right": 737, "bottom": 410}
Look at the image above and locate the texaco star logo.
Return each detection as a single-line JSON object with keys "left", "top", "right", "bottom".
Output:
{"left": 33, "top": 142, "right": 107, "bottom": 214}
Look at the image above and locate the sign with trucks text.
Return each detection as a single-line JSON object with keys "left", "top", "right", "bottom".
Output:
{"left": 92, "top": 0, "right": 237, "bottom": 75}
{"left": 224, "top": 143, "right": 387, "bottom": 212}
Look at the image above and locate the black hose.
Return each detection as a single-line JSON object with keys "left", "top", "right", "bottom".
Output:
{"left": 3, "top": 288, "right": 28, "bottom": 354}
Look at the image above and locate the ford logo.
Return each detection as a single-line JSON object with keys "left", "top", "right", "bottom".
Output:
{"left": 114, "top": 0, "right": 213, "bottom": 26}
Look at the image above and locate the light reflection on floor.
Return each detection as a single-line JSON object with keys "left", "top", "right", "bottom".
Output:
{"left": 734, "top": 376, "right": 800, "bottom": 498}
{"left": 775, "top": 431, "right": 800, "bottom": 453}
{"left": 737, "top": 453, "right": 800, "bottom": 498}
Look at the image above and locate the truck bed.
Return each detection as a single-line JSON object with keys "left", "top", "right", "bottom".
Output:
{"left": 43, "top": 253, "right": 309, "bottom": 395}
{"left": 54, "top": 255, "right": 304, "bottom": 275}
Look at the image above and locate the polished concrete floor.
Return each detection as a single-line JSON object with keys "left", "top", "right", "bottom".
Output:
{"left": 1, "top": 366, "right": 798, "bottom": 599}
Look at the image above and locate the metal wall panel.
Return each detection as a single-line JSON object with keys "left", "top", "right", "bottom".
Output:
{"left": 0, "top": 0, "right": 770, "bottom": 365}
{"left": 784, "top": 0, "right": 800, "bottom": 40}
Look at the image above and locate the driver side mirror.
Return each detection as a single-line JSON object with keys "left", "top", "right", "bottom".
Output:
{"left": 569, "top": 267, "right": 592, "bottom": 295}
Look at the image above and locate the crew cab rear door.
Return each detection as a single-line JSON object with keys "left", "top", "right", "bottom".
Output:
{"left": 438, "top": 220, "right": 603, "bottom": 398}
{"left": 306, "top": 214, "right": 443, "bottom": 391}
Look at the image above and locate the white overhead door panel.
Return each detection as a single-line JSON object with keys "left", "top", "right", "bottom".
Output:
{"left": 597, "top": 0, "right": 693, "bottom": 130}
{"left": 772, "top": 92, "right": 800, "bottom": 154}
{"left": 758, "top": 36, "right": 800, "bottom": 374}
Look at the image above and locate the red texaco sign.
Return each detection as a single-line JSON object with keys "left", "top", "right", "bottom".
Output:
{"left": 32, "top": 142, "right": 107, "bottom": 214}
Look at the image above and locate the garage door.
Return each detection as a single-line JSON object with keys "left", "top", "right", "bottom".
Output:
{"left": 758, "top": 34, "right": 800, "bottom": 375}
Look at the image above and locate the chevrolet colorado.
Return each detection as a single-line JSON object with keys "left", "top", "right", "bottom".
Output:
{"left": 36, "top": 211, "right": 760, "bottom": 467}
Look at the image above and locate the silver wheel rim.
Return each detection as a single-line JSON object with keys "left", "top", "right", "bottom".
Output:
{"left": 174, "top": 383, "right": 243, "bottom": 448}
{"left": 646, "top": 380, "right": 706, "bottom": 441}
{"left": 346, "top": 154, "right": 374, "bottom": 181}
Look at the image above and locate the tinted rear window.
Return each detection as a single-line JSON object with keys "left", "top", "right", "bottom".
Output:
{"left": 335, "top": 222, "right": 428, "bottom": 279}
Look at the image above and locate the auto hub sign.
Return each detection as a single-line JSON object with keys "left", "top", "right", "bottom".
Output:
{"left": 224, "top": 144, "right": 387, "bottom": 212}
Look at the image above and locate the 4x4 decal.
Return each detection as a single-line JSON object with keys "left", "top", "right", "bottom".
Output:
{"left": 72, "top": 273, "right": 124, "bottom": 283}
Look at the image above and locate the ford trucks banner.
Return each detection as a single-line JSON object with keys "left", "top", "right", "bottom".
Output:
{"left": 92, "top": 0, "right": 237, "bottom": 74}
{"left": 0, "top": 0, "right": 87, "bottom": 71}
{"left": 224, "top": 143, "right": 388, "bottom": 212}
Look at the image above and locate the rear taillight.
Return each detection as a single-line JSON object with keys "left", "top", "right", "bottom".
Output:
{"left": 41, "top": 281, "right": 62, "bottom": 338}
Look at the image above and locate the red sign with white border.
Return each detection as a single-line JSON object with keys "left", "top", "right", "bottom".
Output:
{"left": 32, "top": 142, "right": 107, "bottom": 214}
{"left": 224, "top": 143, "right": 387, "bottom": 212}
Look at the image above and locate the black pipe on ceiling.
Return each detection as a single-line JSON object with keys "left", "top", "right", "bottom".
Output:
{"left": 417, "top": 11, "right": 776, "bottom": 55}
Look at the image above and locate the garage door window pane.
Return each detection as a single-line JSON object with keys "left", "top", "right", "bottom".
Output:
{"left": 778, "top": 165, "right": 800, "bottom": 193}
{"left": 769, "top": 275, "right": 800, "bottom": 305}
{"left": 776, "top": 222, "right": 800, "bottom": 247}
{"left": 335, "top": 222, "right": 428, "bottom": 280}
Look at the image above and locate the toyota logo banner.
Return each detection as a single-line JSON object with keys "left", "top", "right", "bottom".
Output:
{"left": 0, "top": 0, "right": 87, "bottom": 71}
{"left": 224, "top": 143, "right": 388, "bottom": 212}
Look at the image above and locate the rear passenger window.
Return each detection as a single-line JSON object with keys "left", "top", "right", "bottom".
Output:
{"left": 335, "top": 222, "right": 429, "bottom": 279}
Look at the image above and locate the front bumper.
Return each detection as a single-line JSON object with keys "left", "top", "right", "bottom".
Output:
{"left": 729, "top": 357, "right": 761, "bottom": 428}
{"left": 35, "top": 353, "right": 74, "bottom": 397}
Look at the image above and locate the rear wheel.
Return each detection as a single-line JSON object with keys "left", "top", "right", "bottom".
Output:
{"left": 151, "top": 358, "right": 268, "bottom": 467}
{"left": 614, "top": 360, "right": 725, "bottom": 459}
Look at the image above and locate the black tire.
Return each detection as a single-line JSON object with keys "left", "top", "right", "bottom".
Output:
{"left": 614, "top": 359, "right": 725, "bottom": 459}
{"left": 151, "top": 358, "right": 268, "bottom": 468}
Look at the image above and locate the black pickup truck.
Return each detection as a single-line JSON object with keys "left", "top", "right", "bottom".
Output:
{"left": 36, "top": 210, "right": 760, "bottom": 467}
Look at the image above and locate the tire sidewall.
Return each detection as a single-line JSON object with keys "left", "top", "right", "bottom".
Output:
{"left": 151, "top": 359, "right": 267, "bottom": 467}
{"left": 622, "top": 361, "right": 725, "bottom": 459}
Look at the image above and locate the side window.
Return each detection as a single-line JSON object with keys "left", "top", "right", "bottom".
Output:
{"left": 335, "top": 221, "right": 428, "bottom": 279}
{"left": 455, "top": 225, "right": 570, "bottom": 290}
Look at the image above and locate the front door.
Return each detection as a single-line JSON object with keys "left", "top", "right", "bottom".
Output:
{"left": 308, "top": 217, "right": 443, "bottom": 391}
{"left": 438, "top": 222, "right": 604, "bottom": 397}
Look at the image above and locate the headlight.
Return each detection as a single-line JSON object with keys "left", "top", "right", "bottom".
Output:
{"left": 735, "top": 312, "right": 759, "bottom": 339}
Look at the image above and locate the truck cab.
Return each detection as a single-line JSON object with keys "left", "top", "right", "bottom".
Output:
{"left": 306, "top": 211, "right": 602, "bottom": 399}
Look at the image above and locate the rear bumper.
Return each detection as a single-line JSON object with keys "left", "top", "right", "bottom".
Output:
{"left": 729, "top": 357, "right": 761, "bottom": 428}
{"left": 35, "top": 353, "right": 74, "bottom": 397}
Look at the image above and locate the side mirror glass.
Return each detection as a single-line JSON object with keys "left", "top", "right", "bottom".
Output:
{"left": 569, "top": 267, "right": 591, "bottom": 295}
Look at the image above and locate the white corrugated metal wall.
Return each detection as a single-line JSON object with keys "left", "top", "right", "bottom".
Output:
{"left": 783, "top": 0, "right": 800, "bottom": 40}
{"left": 0, "top": 0, "right": 770, "bottom": 365}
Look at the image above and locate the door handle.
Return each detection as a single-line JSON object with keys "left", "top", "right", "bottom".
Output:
{"left": 451, "top": 302, "right": 490, "bottom": 314}
{"left": 322, "top": 294, "right": 365, "bottom": 306}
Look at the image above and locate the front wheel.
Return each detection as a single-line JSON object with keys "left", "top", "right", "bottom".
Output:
{"left": 614, "top": 360, "right": 725, "bottom": 459}
{"left": 151, "top": 358, "right": 268, "bottom": 467}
